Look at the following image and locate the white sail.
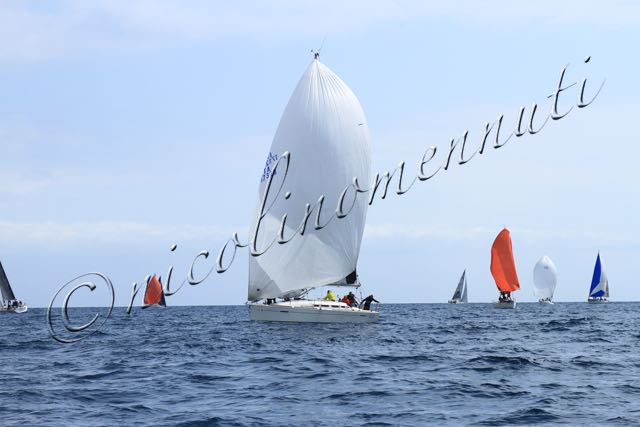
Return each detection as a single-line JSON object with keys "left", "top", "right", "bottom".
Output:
{"left": 248, "top": 57, "right": 371, "bottom": 302}
{"left": 461, "top": 274, "right": 468, "bottom": 303}
{"left": 533, "top": 256, "right": 557, "bottom": 300}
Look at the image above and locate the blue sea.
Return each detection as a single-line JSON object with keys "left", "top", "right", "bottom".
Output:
{"left": 1, "top": 303, "right": 639, "bottom": 426}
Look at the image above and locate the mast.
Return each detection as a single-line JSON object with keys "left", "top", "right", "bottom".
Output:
{"left": 0, "top": 261, "right": 17, "bottom": 303}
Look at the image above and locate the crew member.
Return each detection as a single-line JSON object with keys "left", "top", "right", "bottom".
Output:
{"left": 347, "top": 292, "right": 357, "bottom": 307}
{"left": 360, "top": 294, "right": 379, "bottom": 310}
{"left": 324, "top": 290, "right": 336, "bottom": 302}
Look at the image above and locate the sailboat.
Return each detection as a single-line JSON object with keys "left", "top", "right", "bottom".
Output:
{"left": 248, "top": 53, "right": 378, "bottom": 323}
{"left": 587, "top": 253, "right": 609, "bottom": 304}
{"left": 0, "top": 261, "right": 27, "bottom": 313}
{"left": 533, "top": 256, "right": 557, "bottom": 304}
{"left": 448, "top": 270, "right": 468, "bottom": 304}
{"left": 142, "top": 275, "right": 166, "bottom": 308}
{"left": 490, "top": 228, "right": 520, "bottom": 309}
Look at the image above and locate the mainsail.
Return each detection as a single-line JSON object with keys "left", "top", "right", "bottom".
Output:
{"left": 589, "top": 253, "right": 609, "bottom": 298}
{"left": 451, "top": 270, "right": 468, "bottom": 302}
{"left": 248, "top": 57, "right": 371, "bottom": 302}
{"left": 0, "top": 261, "right": 17, "bottom": 302}
{"left": 490, "top": 228, "right": 520, "bottom": 293}
{"left": 533, "top": 256, "right": 557, "bottom": 300}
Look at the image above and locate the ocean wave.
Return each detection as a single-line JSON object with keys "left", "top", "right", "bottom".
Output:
{"left": 76, "top": 369, "right": 123, "bottom": 380}
{"left": 571, "top": 356, "right": 604, "bottom": 368}
{"left": 367, "top": 354, "right": 438, "bottom": 364}
{"left": 174, "top": 416, "right": 248, "bottom": 427}
{"left": 477, "top": 407, "right": 560, "bottom": 425}
{"left": 465, "top": 355, "right": 542, "bottom": 370}
{"left": 326, "top": 390, "right": 393, "bottom": 400}
{"left": 540, "top": 317, "right": 590, "bottom": 330}
{"left": 189, "top": 373, "right": 235, "bottom": 383}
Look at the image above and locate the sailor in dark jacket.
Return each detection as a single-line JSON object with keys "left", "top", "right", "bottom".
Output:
{"left": 360, "top": 294, "right": 379, "bottom": 311}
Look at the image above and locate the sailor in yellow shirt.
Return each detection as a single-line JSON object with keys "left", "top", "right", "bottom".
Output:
{"left": 323, "top": 290, "right": 336, "bottom": 301}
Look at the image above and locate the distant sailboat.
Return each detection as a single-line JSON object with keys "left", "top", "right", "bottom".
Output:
{"left": 533, "top": 256, "right": 557, "bottom": 304}
{"left": 490, "top": 228, "right": 520, "bottom": 309}
{"left": 448, "top": 270, "right": 468, "bottom": 304}
{"left": 588, "top": 253, "right": 609, "bottom": 304}
{"left": 0, "top": 261, "right": 27, "bottom": 313}
{"left": 143, "top": 275, "right": 166, "bottom": 308}
{"left": 248, "top": 54, "right": 378, "bottom": 323}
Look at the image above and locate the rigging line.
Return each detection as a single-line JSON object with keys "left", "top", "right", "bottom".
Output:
{"left": 318, "top": 34, "right": 327, "bottom": 53}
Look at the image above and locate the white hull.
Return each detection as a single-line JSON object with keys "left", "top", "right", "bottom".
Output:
{"left": 493, "top": 300, "right": 516, "bottom": 309}
{"left": 0, "top": 304, "right": 27, "bottom": 313}
{"left": 538, "top": 299, "right": 554, "bottom": 305}
{"left": 249, "top": 300, "right": 379, "bottom": 323}
{"left": 448, "top": 300, "right": 465, "bottom": 304}
{"left": 588, "top": 298, "right": 608, "bottom": 304}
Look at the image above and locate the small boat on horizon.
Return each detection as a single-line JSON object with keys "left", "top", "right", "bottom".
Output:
{"left": 534, "top": 255, "right": 557, "bottom": 304}
{"left": 588, "top": 253, "right": 609, "bottom": 304}
{"left": 490, "top": 228, "right": 520, "bottom": 309}
{"left": 142, "top": 275, "right": 166, "bottom": 308}
{"left": 448, "top": 270, "right": 468, "bottom": 304}
{"left": 0, "top": 261, "right": 27, "bottom": 314}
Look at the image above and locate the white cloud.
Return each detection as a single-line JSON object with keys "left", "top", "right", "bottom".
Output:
{"left": 365, "top": 223, "right": 491, "bottom": 240}
{"left": 0, "top": 219, "right": 242, "bottom": 245}
{"left": 2, "top": 217, "right": 628, "bottom": 248}
{"left": 0, "top": 172, "right": 54, "bottom": 195}
{"left": 0, "top": 0, "right": 638, "bottom": 62}
{"left": 364, "top": 223, "right": 635, "bottom": 246}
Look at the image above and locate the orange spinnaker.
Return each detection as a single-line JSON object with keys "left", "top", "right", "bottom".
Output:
{"left": 490, "top": 228, "right": 520, "bottom": 292}
{"left": 144, "top": 275, "right": 166, "bottom": 306}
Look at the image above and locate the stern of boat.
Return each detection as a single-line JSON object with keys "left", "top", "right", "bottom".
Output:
{"left": 493, "top": 300, "right": 516, "bottom": 309}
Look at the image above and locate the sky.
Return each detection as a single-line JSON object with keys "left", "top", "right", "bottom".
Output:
{"left": 0, "top": 0, "right": 639, "bottom": 308}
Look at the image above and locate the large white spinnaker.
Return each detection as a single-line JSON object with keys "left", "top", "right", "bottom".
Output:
{"left": 248, "top": 57, "right": 372, "bottom": 302}
{"left": 533, "top": 256, "right": 557, "bottom": 300}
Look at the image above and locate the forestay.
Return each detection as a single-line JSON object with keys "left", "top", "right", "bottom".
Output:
{"left": 248, "top": 57, "right": 372, "bottom": 302}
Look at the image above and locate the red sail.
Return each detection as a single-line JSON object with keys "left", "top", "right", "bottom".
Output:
{"left": 143, "top": 275, "right": 166, "bottom": 306}
{"left": 490, "top": 228, "right": 520, "bottom": 292}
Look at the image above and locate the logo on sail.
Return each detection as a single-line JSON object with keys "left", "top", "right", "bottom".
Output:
{"left": 260, "top": 152, "right": 279, "bottom": 183}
